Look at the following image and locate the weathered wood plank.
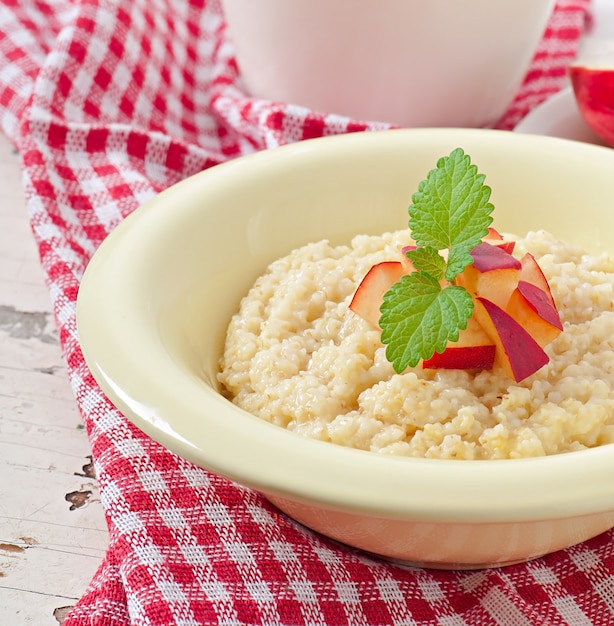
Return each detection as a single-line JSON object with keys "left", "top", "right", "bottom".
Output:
{"left": 0, "top": 132, "right": 108, "bottom": 625}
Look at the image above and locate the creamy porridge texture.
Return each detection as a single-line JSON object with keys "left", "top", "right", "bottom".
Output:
{"left": 218, "top": 228, "right": 614, "bottom": 460}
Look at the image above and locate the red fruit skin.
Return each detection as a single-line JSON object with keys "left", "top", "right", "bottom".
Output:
{"left": 484, "top": 228, "right": 515, "bottom": 254}
{"left": 519, "top": 252, "right": 557, "bottom": 308}
{"left": 423, "top": 344, "right": 496, "bottom": 370}
{"left": 473, "top": 297, "right": 550, "bottom": 382}
{"left": 486, "top": 227, "right": 504, "bottom": 240}
{"left": 400, "top": 245, "right": 417, "bottom": 273}
{"left": 489, "top": 240, "right": 515, "bottom": 254}
{"left": 569, "top": 65, "right": 614, "bottom": 147}
{"left": 505, "top": 281, "right": 563, "bottom": 349}
{"left": 456, "top": 242, "right": 521, "bottom": 310}
{"left": 516, "top": 281, "right": 563, "bottom": 331}
{"left": 423, "top": 316, "right": 496, "bottom": 371}
{"left": 470, "top": 242, "right": 521, "bottom": 272}
{"left": 349, "top": 261, "right": 406, "bottom": 328}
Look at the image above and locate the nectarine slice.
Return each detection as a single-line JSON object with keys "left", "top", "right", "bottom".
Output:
{"left": 483, "top": 227, "right": 515, "bottom": 254}
{"left": 486, "top": 227, "right": 504, "bottom": 240}
{"left": 349, "top": 261, "right": 406, "bottom": 328}
{"left": 423, "top": 316, "right": 495, "bottom": 370}
{"left": 473, "top": 296, "right": 550, "bottom": 382}
{"left": 506, "top": 281, "right": 563, "bottom": 348}
{"left": 399, "top": 245, "right": 417, "bottom": 273}
{"left": 456, "top": 242, "right": 521, "bottom": 309}
{"left": 470, "top": 242, "right": 521, "bottom": 273}
{"left": 519, "top": 253, "right": 557, "bottom": 308}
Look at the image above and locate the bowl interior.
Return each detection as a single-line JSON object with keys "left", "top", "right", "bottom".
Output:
{"left": 77, "top": 128, "right": 614, "bottom": 521}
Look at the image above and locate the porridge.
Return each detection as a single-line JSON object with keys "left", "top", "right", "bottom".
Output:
{"left": 218, "top": 228, "right": 614, "bottom": 460}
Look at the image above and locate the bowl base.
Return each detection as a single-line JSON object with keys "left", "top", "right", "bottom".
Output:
{"left": 330, "top": 537, "right": 543, "bottom": 571}
{"left": 286, "top": 517, "right": 542, "bottom": 571}
{"left": 372, "top": 553, "right": 540, "bottom": 571}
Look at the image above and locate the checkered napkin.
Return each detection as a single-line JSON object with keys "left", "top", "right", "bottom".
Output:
{"left": 2, "top": 1, "right": 612, "bottom": 624}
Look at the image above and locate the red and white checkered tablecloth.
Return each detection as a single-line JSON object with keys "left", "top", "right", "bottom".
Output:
{"left": 2, "top": 1, "right": 613, "bottom": 624}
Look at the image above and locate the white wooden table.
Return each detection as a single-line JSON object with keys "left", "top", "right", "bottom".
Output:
{"left": 0, "top": 133, "right": 109, "bottom": 624}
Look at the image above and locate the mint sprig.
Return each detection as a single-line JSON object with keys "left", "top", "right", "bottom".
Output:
{"left": 379, "top": 148, "right": 494, "bottom": 373}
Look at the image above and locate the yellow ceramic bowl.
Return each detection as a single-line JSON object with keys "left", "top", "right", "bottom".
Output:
{"left": 77, "top": 128, "right": 614, "bottom": 569}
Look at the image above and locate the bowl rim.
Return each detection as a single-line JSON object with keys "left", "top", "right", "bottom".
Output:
{"left": 77, "top": 127, "right": 614, "bottom": 523}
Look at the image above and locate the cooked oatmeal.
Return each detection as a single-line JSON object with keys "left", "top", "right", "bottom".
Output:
{"left": 218, "top": 229, "right": 614, "bottom": 459}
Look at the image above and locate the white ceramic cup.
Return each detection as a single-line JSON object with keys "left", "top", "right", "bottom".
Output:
{"left": 221, "top": 0, "right": 555, "bottom": 128}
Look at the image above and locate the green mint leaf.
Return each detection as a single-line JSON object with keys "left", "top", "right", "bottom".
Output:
{"left": 405, "top": 246, "right": 446, "bottom": 281}
{"left": 408, "top": 147, "right": 494, "bottom": 263}
{"left": 445, "top": 244, "right": 475, "bottom": 282}
{"left": 379, "top": 272, "right": 474, "bottom": 373}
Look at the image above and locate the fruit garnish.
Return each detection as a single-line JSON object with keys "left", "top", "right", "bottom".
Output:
{"left": 379, "top": 147, "right": 493, "bottom": 373}
{"left": 472, "top": 297, "right": 550, "bottom": 382}
{"left": 483, "top": 227, "right": 515, "bottom": 254}
{"left": 348, "top": 261, "right": 405, "bottom": 329}
{"left": 349, "top": 148, "right": 563, "bottom": 382}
